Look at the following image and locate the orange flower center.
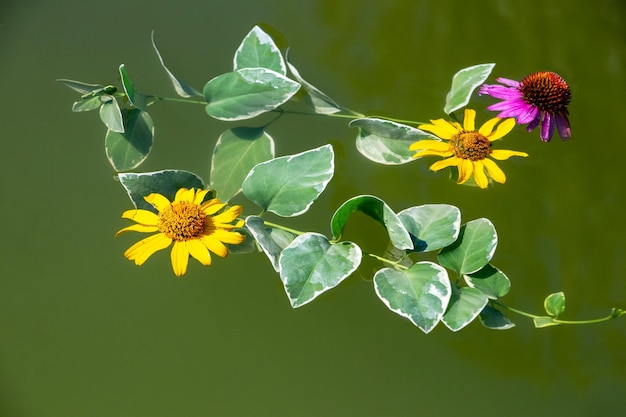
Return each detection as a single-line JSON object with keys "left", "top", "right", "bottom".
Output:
{"left": 158, "top": 202, "right": 210, "bottom": 241}
{"left": 519, "top": 71, "right": 571, "bottom": 113}
{"left": 450, "top": 131, "right": 492, "bottom": 161}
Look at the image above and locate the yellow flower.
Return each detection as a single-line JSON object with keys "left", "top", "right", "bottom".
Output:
{"left": 116, "top": 188, "right": 245, "bottom": 276}
{"left": 410, "top": 109, "right": 528, "bottom": 189}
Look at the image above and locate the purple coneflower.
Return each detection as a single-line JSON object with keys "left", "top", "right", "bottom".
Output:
{"left": 479, "top": 71, "right": 571, "bottom": 142}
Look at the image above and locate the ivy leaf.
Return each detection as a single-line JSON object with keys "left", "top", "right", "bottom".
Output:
{"left": 210, "top": 127, "right": 275, "bottom": 202}
{"left": 479, "top": 305, "right": 515, "bottom": 330}
{"left": 438, "top": 218, "right": 497, "bottom": 275}
{"left": 533, "top": 316, "right": 561, "bottom": 328}
{"left": 151, "top": 32, "right": 202, "bottom": 98}
{"left": 464, "top": 264, "right": 510, "bottom": 299}
{"left": 286, "top": 53, "right": 341, "bottom": 114}
{"left": 242, "top": 144, "right": 334, "bottom": 217}
{"left": 331, "top": 195, "right": 413, "bottom": 250}
{"left": 105, "top": 109, "right": 154, "bottom": 172}
{"left": 234, "top": 25, "right": 286, "bottom": 74}
{"left": 349, "top": 118, "right": 436, "bottom": 165}
{"left": 245, "top": 215, "right": 295, "bottom": 272}
{"left": 119, "top": 64, "right": 149, "bottom": 111}
{"left": 118, "top": 170, "right": 206, "bottom": 211}
{"left": 204, "top": 68, "right": 300, "bottom": 121}
{"left": 397, "top": 204, "right": 461, "bottom": 252}
{"left": 442, "top": 284, "right": 488, "bottom": 331}
{"left": 374, "top": 262, "right": 451, "bottom": 333}
{"left": 444, "top": 63, "right": 495, "bottom": 114}
{"left": 99, "top": 95, "right": 124, "bottom": 133}
{"left": 544, "top": 291, "right": 566, "bottom": 317}
{"left": 279, "top": 233, "right": 362, "bottom": 308}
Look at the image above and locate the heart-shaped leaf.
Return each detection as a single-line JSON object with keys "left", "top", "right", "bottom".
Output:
{"left": 118, "top": 170, "right": 206, "bottom": 211}
{"left": 331, "top": 195, "right": 413, "bottom": 250}
{"left": 204, "top": 68, "right": 300, "bottom": 121}
{"left": 397, "top": 204, "right": 461, "bottom": 252}
{"left": 350, "top": 118, "right": 437, "bottom": 165}
{"left": 442, "top": 285, "right": 488, "bottom": 331}
{"left": 210, "top": 127, "right": 275, "bottom": 202}
{"left": 438, "top": 218, "right": 497, "bottom": 275}
{"left": 444, "top": 63, "right": 495, "bottom": 114}
{"left": 242, "top": 144, "right": 334, "bottom": 217}
{"left": 278, "top": 233, "right": 362, "bottom": 308}
{"left": 374, "top": 262, "right": 451, "bottom": 333}
{"left": 105, "top": 108, "right": 154, "bottom": 172}
{"left": 234, "top": 25, "right": 286, "bottom": 74}
{"left": 245, "top": 215, "right": 295, "bottom": 271}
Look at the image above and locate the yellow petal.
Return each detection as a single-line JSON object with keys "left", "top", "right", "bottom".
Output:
{"left": 418, "top": 119, "right": 459, "bottom": 139}
{"left": 175, "top": 188, "right": 195, "bottom": 203}
{"left": 202, "top": 200, "right": 226, "bottom": 215}
{"left": 170, "top": 240, "right": 189, "bottom": 276}
{"left": 186, "top": 239, "right": 212, "bottom": 266}
{"left": 478, "top": 117, "right": 500, "bottom": 137}
{"left": 490, "top": 149, "right": 529, "bottom": 160}
{"left": 212, "top": 229, "right": 245, "bottom": 245}
{"left": 457, "top": 159, "right": 474, "bottom": 184}
{"left": 115, "top": 224, "right": 160, "bottom": 237}
{"left": 124, "top": 233, "right": 172, "bottom": 265}
{"left": 463, "top": 109, "right": 476, "bottom": 131}
{"left": 412, "top": 149, "right": 454, "bottom": 159}
{"left": 430, "top": 156, "right": 462, "bottom": 172}
{"left": 145, "top": 193, "right": 171, "bottom": 213}
{"left": 472, "top": 161, "right": 489, "bottom": 189}
{"left": 193, "top": 189, "right": 210, "bottom": 205}
{"left": 212, "top": 205, "right": 242, "bottom": 224}
{"left": 121, "top": 209, "right": 159, "bottom": 225}
{"left": 200, "top": 235, "right": 229, "bottom": 258}
{"left": 409, "top": 140, "right": 450, "bottom": 152}
{"left": 487, "top": 118, "right": 516, "bottom": 141}
{"left": 483, "top": 158, "right": 506, "bottom": 184}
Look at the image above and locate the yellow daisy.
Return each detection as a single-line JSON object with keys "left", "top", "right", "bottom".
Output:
{"left": 116, "top": 187, "right": 245, "bottom": 276}
{"left": 410, "top": 109, "right": 528, "bottom": 189}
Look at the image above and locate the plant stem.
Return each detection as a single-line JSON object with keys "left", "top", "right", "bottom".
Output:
{"left": 492, "top": 301, "right": 625, "bottom": 325}
{"left": 262, "top": 221, "right": 305, "bottom": 237}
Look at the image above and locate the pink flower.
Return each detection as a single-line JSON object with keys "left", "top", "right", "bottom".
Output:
{"left": 479, "top": 71, "right": 571, "bottom": 142}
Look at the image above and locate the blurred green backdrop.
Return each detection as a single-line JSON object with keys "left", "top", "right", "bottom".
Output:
{"left": 1, "top": 0, "right": 625, "bottom": 416}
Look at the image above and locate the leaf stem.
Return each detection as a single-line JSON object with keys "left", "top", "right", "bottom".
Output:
{"left": 262, "top": 220, "right": 305, "bottom": 237}
{"left": 492, "top": 301, "right": 626, "bottom": 325}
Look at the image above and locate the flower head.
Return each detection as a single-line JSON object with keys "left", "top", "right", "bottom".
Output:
{"left": 410, "top": 109, "right": 528, "bottom": 189}
{"left": 116, "top": 188, "right": 245, "bottom": 276}
{"left": 479, "top": 71, "right": 571, "bottom": 142}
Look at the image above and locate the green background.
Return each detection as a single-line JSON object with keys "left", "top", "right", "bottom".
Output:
{"left": 1, "top": 0, "right": 625, "bottom": 416}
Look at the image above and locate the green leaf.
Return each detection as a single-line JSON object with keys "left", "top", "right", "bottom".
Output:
{"left": 286, "top": 53, "right": 341, "bottom": 114}
{"left": 234, "top": 25, "right": 286, "bottom": 75}
{"left": 349, "top": 118, "right": 436, "bottom": 165}
{"left": 203, "top": 68, "right": 300, "bottom": 121}
{"left": 99, "top": 95, "right": 124, "bottom": 133}
{"left": 242, "top": 144, "right": 334, "bottom": 217}
{"left": 105, "top": 109, "right": 154, "bottom": 172}
{"left": 278, "top": 233, "right": 362, "bottom": 308}
{"left": 479, "top": 305, "right": 515, "bottom": 330}
{"left": 544, "top": 291, "right": 566, "bottom": 317}
{"left": 71, "top": 95, "right": 103, "bottom": 112}
{"left": 151, "top": 31, "right": 202, "bottom": 98}
{"left": 533, "top": 316, "right": 561, "bottom": 328}
{"left": 331, "top": 195, "right": 413, "bottom": 250}
{"left": 118, "top": 170, "right": 206, "bottom": 211}
{"left": 464, "top": 264, "right": 510, "bottom": 299}
{"left": 245, "top": 215, "right": 295, "bottom": 271}
{"left": 119, "top": 64, "right": 149, "bottom": 111}
{"left": 57, "top": 79, "right": 105, "bottom": 95}
{"left": 444, "top": 63, "right": 495, "bottom": 114}
{"left": 438, "top": 218, "right": 497, "bottom": 275}
{"left": 397, "top": 204, "right": 461, "bottom": 252}
{"left": 210, "top": 127, "right": 275, "bottom": 202}
{"left": 442, "top": 285, "right": 488, "bottom": 331}
{"left": 374, "top": 262, "right": 451, "bottom": 333}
